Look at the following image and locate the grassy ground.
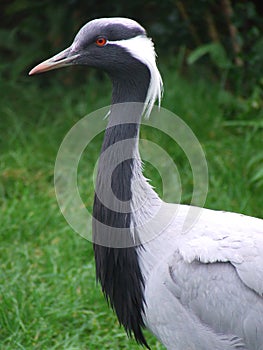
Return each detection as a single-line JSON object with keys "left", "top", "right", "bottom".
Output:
{"left": 0, "top": 63, "right": 262, "bottom": 349}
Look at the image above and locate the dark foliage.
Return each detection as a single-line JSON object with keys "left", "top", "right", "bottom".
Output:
{"left": 1, "top": 0, "right": 262, "bottom": 97}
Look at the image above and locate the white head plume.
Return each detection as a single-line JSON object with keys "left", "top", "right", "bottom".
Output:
{"left": 109, "top": 35, "right": 163, "bottom": 118}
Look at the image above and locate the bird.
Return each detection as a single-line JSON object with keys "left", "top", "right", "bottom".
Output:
{"left": 29, "top": 17, "right": 263, "bottom": 350}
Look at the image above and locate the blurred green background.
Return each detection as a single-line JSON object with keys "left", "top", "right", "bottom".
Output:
{"left": 1, "top": 0, "right": 263, "bottom": 95}
{"left": 1, "top": 1, "right": 263, "bottom": 349}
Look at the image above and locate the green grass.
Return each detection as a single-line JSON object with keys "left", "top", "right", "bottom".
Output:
{"left": 0, "top": 64, "right": 262, "bottom": 349}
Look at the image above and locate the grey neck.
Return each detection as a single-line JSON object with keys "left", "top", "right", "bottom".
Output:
{"left": 95, "top": 59, "right": 153, "bottom": 235}
{"left": 92, "top": 59, "right": 157, "bottom": 348}
{"left": 94, "top": 59, "right": 161, "bottom": 238}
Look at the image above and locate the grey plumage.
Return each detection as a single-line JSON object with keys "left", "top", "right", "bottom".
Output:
{"left": 30, "top": 17, "right": 263, "bottom": 350}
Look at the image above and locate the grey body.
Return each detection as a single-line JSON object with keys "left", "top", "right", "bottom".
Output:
{"left": 140, "top": 204, "right": 263, "bottom": 349}
{"left": 29, "top": 17, "right": 263, "bottom": 350}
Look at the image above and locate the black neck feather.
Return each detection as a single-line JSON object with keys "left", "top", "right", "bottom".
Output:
{"left": 93, "top": 59, "right": 151, "bottom": 348}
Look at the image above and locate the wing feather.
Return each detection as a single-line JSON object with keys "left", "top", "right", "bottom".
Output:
{"left": 177, "top": 208, "right": 263, "bottom": 296}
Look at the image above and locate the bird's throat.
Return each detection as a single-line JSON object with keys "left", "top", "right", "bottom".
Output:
{"left": 92, "top": 62, "right": 152, "bottom": 348}
{"left": 94, "top": 60, "right": 152, "bottom": 236}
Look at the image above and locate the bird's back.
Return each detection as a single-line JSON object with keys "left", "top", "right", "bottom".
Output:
{"left": 139, "top": 203, "right": 263, "bottom": 350}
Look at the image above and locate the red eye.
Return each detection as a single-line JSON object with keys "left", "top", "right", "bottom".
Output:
{"left": 96, "top": 37, "right": 107, "bottom": 47}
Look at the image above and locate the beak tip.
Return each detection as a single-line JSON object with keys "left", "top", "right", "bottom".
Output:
{"left": 28, "top": 65, "right": 42, "bottom": 76}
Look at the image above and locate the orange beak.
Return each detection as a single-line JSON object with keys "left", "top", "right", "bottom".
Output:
{"left": 29, "top": 47, "right": 80, "bottom": 75}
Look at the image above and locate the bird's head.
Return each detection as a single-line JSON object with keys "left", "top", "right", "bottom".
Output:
{"left": 29, "top": 18, "right": 148, "bottom": 74}
{"left": 29, "top": 17, "right": 163, "bottom": 115}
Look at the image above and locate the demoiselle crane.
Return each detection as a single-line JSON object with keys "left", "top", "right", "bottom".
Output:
{"left": 29, "top": 18, "right": 263, "bottom": 350}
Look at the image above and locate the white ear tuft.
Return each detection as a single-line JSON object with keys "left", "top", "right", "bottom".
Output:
{"left": 109, "top": 35, "right": 163, "bottom": 118}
